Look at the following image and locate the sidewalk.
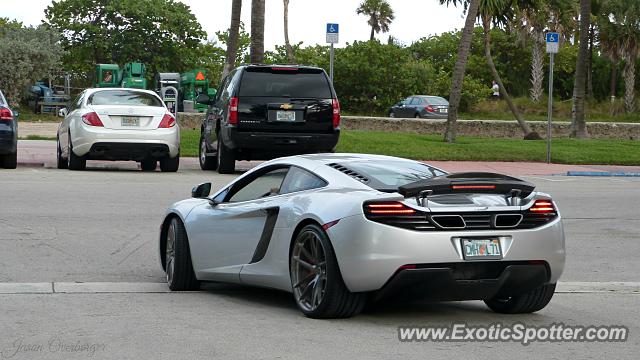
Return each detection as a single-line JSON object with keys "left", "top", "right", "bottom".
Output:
{"left": 14, "top": 140, "right": 640, "bottom": 175}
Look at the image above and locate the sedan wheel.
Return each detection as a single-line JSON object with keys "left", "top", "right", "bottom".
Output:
{"left": 389, "top": 112, "right": 395, "bottom": 118}
{"left": 67, "top": 133, "right": 86, "bottom": 171}
{"left": 56, "top": 139, "right": 67, "bottom": 169}
{"left": 165, "top": 217, "right": 199, "bottom": 291}
{"left": 290, "top": 224, "right": 366, "bottom": 318}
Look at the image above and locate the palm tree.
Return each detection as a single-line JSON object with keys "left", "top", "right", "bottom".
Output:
{"left": 514, "top": 0, "right": 574, "bottom": 103}
{"left": 250, "top": 0, "right": 265, "bottom": 64}
{"left": 570, "top": 0, "right": 590, "bottom": 138}
{"left": 599, "top": 0, "right": 640, "bottom": 113}
{"left": 356, "top": 0, "right": 395, "bottom": 41}
{"left": 222, "top": 0, "right": 242, "bottom": 80}
{"left": 479, "top": 0, "right": 541, "bottom": 139}
{"left": 441, "top": 0, "right": 481, "bottom": 143}
{"left": 283, "top": 0, "right": 295, "bottom": 63}
{"left": 598, "top": 14, "right": 621, "bottom": 103}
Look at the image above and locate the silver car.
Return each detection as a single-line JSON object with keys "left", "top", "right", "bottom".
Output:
{"left": 159, "top": 153, "right": 565, "bottom": 318}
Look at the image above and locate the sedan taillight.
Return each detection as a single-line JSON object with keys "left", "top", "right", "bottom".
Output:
{"left": 82, "top": 112, "right": 104, "bottom": 127}
{"left": 425, "top": 105, "right": 435, "bottom": 112}
{"left": 158, "top": 113, "right": 176, "bottom": 128}
{"left": 0, "top": 107, "right": 13, "bottom": 121}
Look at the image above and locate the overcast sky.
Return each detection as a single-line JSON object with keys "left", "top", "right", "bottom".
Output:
{"left": 3, "top": 0, "right": 466, "bottom": 48}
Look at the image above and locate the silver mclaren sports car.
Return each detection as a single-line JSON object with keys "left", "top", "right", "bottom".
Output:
{"left": 159, "top": 153, "right": 565, "bottom": 318}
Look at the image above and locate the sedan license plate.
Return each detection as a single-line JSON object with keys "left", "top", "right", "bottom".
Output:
{"left": 121, "top": 116, "right": 139, "bottom": 126}
{"left": 461, "top": 238, "right": 502, "bottom": 260}
{"left": 276, "top": 110, "right": 296, "bottom": 122}
{"left": 440, "top": 108, "right": 448, "bottom": 113}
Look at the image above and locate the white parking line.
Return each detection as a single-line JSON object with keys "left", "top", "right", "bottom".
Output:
{"left": 0, "top": 282, "right": 639, "bottom": 295}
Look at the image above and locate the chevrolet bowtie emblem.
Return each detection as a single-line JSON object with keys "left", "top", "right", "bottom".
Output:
{"left": 280, "top": 103, "right": 293, "bottom": 110}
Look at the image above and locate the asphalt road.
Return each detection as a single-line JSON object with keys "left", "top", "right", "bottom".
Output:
{"left": 1, "top": 167, "right": 639, "bottom": 359}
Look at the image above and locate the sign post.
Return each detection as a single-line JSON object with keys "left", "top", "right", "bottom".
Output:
{"left": 326, "top": 23, "right": 339, "bottom": 82}
{"left": 545, "top": 32, "right": 559, "bottom": 164}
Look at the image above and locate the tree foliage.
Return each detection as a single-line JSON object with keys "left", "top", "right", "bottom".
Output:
{"left": 0, "top": 24, "right": 64, "bottom": 104}
{"left": 44, "top": 0, "right": 206, "bottom": 85}
{"left": 356, "top": 0, "right": 395, "bottom": 41}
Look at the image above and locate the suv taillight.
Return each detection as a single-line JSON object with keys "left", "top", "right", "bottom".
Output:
{"left": 528, "top": 199, "right": 556, "bottom": 214}
{"left": 0, "top": 107, "right": 12, "bottom": 121}
{"left": 332, "top": 99, "right": 340, "bottom": 129}
{"left": 81, "top": 112, "right": 104, "bottom": 127}
{"left": 228, "top": 97, "right": 239, "bottom": 125}
{"left": 158, "top": 113, "right": 176, "bottom": 128}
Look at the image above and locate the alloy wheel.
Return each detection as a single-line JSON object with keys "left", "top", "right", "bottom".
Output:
{"left": 291, "top": 230, "right": 328, "bottom": 312}
{"left": 165, "top": 221, "right": 176, "bottom": 285}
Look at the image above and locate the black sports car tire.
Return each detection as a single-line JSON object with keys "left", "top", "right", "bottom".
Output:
{"left": 484, "top": 283, "right": 556, "bottom": 314}
{"left": 165, "top": 217, "right": 200, "bottom": 291}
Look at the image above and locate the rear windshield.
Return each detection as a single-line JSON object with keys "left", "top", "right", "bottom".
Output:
{"left": 425, "top": 97, "right": 449, "bottom": 105}
{"left": 88, "top": 90, "right": 163, "bottom": 107}
{"left": 334, "top": 160, "right": 447, "bottom": 191}
{"left": 238, "top": 68, "right": 332, "bottom": 98}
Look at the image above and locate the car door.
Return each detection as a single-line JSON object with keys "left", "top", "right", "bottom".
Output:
{"left": 204, "top": 73, "right": 231, "bottom": 147}
{"left": 59, "top": 91, "right": 85, "bottom": 155}
{"left": 186, "top": 166, "right": 291, "bottom": 282}
{"left": 399, "top": 97, "right": 414, "bottom": 117}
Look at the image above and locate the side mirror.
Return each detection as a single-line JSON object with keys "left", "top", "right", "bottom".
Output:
{"left": 12, "top": 109, "right": 19, "bottom": 119}
{"left": 191, "top": 182, "right": 211, "bottom": 198}
{"left": 58, "top": 108, "right": 68, "bottom": 117}
{"left": 195, "top": 94, "right": 210, "bottom": 105}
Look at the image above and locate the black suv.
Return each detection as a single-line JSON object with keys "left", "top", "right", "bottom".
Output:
{"left": 196, "top": 64, "right": 340, "bottom": 173}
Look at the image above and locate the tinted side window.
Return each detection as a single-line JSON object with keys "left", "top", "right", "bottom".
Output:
{"left": 280, "top": 167, "right": 327, "bottom": 194}
{"left": 409, "top": 97, "right": 420, "bottom": 105}
{"left": 227, "top": 168, "right": 289, "bottom": 203}
{"left": 238, "top": 69, "right": 332, "bottom": 98}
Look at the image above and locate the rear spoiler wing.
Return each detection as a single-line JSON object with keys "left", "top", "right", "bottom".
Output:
{"left": 398, "top": 172, "right": 535, "bottom": 199}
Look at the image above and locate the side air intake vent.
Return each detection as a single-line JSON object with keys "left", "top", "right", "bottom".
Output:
{"left": 327, "top": 163, "right": 369, "bottom": 183}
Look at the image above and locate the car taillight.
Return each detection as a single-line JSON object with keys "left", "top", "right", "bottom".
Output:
{"left": 0, "top": 107, "right": 12, "bottom": 121}
{"left": 425, "top": 105, "right": 434, "bottom": 112}
{"left": 364, "top": 202, "right": 416, "bottom": 215}
{"left": 158, "top": 113, "right": 176, "bottom": 128}
{"left": 81, "top": 112, "right": 104, "bottom": 127}
{"left": 228, "top": 97, "right": 238, "bottom": 125}
{"left": 528, "top": 199, "right": 556, "bottom": 214}
{"left": 332, "top": 99, "right": 340, "bottom": 129}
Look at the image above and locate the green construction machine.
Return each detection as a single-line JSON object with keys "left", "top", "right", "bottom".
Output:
{"left": 94, "top": 62, "right": 147, "bottom": 89}
{"left": 179, "top": 69, "right": 212, "bottom": 112}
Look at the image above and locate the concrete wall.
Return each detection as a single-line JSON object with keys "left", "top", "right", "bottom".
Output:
{"left": 177, "top": 113, "right": 640, "bottom": 140}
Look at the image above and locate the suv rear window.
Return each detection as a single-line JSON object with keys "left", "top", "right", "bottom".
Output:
{"left": 88, "top": 90, "right": 163, "bottom": 107}
{"left": 238, "top": 68, "right": 332, "bottom": 98}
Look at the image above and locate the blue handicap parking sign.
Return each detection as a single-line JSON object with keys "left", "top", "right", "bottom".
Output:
{"left": 327, "top": 23, "right": 339, "bottom": 34}
{"left": 546, "top": 32, "right": 559, "bottom": 43}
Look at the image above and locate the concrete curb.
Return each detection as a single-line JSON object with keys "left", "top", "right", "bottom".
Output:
{"left": 567, "top": 171, "right": 640, "bottom": 177}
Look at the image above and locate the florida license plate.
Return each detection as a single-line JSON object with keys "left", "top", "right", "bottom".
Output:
{"left": 276, "top": 111, "right": 296, "bottom": 122}
{"left": 461, "top": 238, "right": 502, "bottom": 260}
{"left": 121, "top": 116, "right": 139, "bottom": 126}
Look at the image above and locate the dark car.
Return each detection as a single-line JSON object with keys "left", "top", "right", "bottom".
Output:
{"left": 0, "top": 90, "right": 18, "bottom": 169}
{"left": 196, "top": 64, "right": 340, "bottom": 174}
{"left": 389, "top": 95, "right": 449, "bottom": 119}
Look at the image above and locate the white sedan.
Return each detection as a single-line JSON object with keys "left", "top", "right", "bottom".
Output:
{"left": 56, "top": 88, "right": 180, "bottom": 171}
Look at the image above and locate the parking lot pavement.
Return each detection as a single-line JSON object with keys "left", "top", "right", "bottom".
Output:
{"left": 1, "top": 167, "right": 638, "bottom": 284}
{"left": 1, "top": 165, "right": 638, "bottom": 359}
{"left": 0, "top": 289, "right": 637, "bottom": 359}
